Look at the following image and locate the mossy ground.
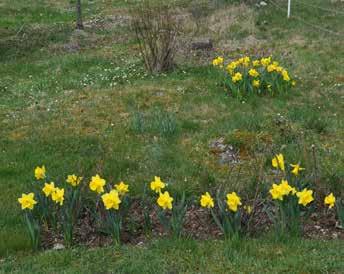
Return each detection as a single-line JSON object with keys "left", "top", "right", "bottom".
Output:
{"left": 0, "top": 0, "right": 343, "bottom": 271}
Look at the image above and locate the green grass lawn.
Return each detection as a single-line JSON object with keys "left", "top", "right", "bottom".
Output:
{"left": 1, "top": 238, "right": 344, "bottom": 273}
{"left": 0, "top": 0, "right": 343, "bottom": 271}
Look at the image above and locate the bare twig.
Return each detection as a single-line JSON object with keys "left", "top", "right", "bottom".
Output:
{"left": 131, "top": 0, "right": 179, "bottom": 74}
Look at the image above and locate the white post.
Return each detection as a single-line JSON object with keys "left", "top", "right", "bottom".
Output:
{"left": 287, "top": 0, "right": 291, "bottom": 18}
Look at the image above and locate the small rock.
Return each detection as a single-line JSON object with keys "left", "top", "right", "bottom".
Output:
{"left": 191, "top": 38, "right": 213, "bottom": 50}
{"left": 209, "top": 137, "right": 239, "bottom": 165}
{"left": 260, "top": 1, "right": 267, "bottom": 6}
{"left": 63, "top": 42, "right": 80, "bottom": 53}
{"left": 53, "top": 243, "right": 65, "bottom": 250}
{"left": 155, "top": 91, "right": 164, "bottom": 96}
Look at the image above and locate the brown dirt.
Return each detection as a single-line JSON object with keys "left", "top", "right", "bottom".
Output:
{"left": 41, "top": 198, "right": 343, "bottom": 250}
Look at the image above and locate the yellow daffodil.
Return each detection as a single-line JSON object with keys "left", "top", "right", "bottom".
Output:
{"left": 42, "top": 182, "right": 55, "bottom": 197}
{"left": 248, "top": 68, "right": 259, "bottom": 77}
{"left": 260, "top": 56, "right": 271, "bottom": 67}
{"left": 252, "top": 79, "right": 260, "bottom": 88}
{"left": 282, "top": 69, "right": 290, "bottom": 81}
{"left": 102, "top": 190, "right": 121, "bottom": 210}
{"left": 51, "top": 187, "right": 64, "bottom": 206}
{"left": 279, "top": 179, "right": 296, "bottom": 195}
{"left": 290, "top": 164, "right": 305, "bottom": 176}
{"left": 150, "top": 176, "right": 165, "bottom": 193}
{"left": 232, "top": 72, "right": 242, "bottom": 83}
{"left": 269, "top": 183, "right": 284, "bottom": 200}
{"left": 89, "top": 174, "right": 106, "bottom": 194}
{"left": 157, "top": 191, "right": 173, "bottom": 210}
{"left": 34, "top": 165, "right": 46, "bottom": 180}
{"left": 267, "top": 64, "right": 277, "bottom": 72}
{"left": 200, "top": 192, "right": 214, "bottom": 208}
{"left": 226, "top": 192, "right": 242, "bottom": 212}
{"left": 324, "top": 193, "right": 336, "bottom": 209}
{"left": 226, "top": 61, "right": 237, "bottom": 74}
{"left": 252, "top": 60, "right": 260, "bottom": 67}
{"left": 272, "top": 153, "right": 285, "bottom": 171}
{"left": 115, "top": 181, "right": 129, "bottom": 195}
{"left": 276, "top": 66, "right": 283, "bottom": 73}
{"left": 66, "top": 174, "right": 83, "bottom": 187}
{"left": 18, "top": 193, "right": 37, "bottom": 210}
{"left": 270, "top": 180, "right": 296, "bottom": 201}
{"left": 242, "top": 56, "right": 250, "bottom": 67}
{"left": 296, "top": 188, "right": 314, "bottom": 206}
{"left": 212, "top": 57, "right": 224, "bottom": 67}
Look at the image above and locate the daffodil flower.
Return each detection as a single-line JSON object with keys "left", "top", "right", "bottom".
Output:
{"left": 324, "top": 193, "right": 336, "bottom": 209}
{"left": 200, "top": 192, "right": 214, "bottom": 208}
{"left": 290, "top": 164, "right": 305, "bottom": 176}
{"left": 226, "top": 192, "right": 242, "bottom": 212}
{"left": 157, "top": 191, "right": 173, "bottom": 210}
{"left": 18, "top": 193, "right": 37, "bottom": 210}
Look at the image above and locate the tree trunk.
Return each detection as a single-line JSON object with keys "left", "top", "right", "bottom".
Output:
{"left": 76, "top": 0, "right": 84, "bottom": 30}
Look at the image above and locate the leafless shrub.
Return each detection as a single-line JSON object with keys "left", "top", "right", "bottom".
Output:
{"left": 130, "top": 1, "right": 180, "bottom": 74}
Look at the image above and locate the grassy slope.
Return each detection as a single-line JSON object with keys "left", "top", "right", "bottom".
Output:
{"left": 0, "top": 0, "right": 343, "bottom": 270}
{"left": 1, "top": 238, "right": 344, "bottom": 273}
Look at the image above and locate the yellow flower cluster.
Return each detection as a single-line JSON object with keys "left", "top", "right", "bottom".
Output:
{"left": 149, "top": 176, "right": 173, "bottom": 210}
{"left": 269, "top": 180, "right": 297, "bottom": 201}
{"left": 270, "top": 154, "right": 314, "bottom": 206}
{"left": 41, "top": 182, "right": 65, "bottom": 206}
{"left": 272, "top": 153, "right": 305, "bottom": 176}
{"left": 52, "top": 187, "right": 65, "bottom": 206}
{"left": 212, "top": 55, "right": 296, "bottom": 96}
{"left": 18, "top": 166, "right": 340, "bottom": 244}
{"left": 200, "top": 191, "right": 244, "bottom": 213}
{"left": 42, "top": 181, "right": 65, "bottom": 206}
{"left": 18, "top": 167, "right": 86, "bottom": 210}
{"left": 232, "top": 72, "right": 243, "bottom": 83}
{"left": 101, "top": 181, "right": 129, "bottom": 210}
{"left": 212, "top": 56, "right": 224, "bottom": 67}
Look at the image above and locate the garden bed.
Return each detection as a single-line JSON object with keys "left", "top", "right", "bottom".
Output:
{"left": 40, "top": 198, "right": 344, "bottom": 250}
